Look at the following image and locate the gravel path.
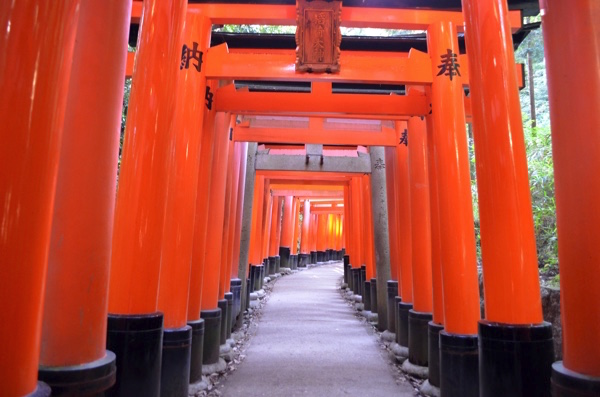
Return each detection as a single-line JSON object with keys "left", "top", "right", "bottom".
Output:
{"left": 218, "top": 262, "right": 417, "bottom": 397}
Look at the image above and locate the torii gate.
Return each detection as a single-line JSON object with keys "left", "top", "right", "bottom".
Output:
{"left": 0, "top": 1, "right": 598, "bottom": 397}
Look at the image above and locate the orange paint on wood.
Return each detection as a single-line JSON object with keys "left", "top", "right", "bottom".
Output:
{"left": 0, "top": 2, "right": 79, "bottom": 394}
{"left": 200, "top": 113, "right": 232, "bottom": 310}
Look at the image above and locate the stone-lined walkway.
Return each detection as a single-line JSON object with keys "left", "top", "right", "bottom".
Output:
{"left": 219, "top": 263, "right": 416, "bottom": 396}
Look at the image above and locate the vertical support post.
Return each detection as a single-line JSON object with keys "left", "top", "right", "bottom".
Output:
{"left": 236, "top": 143, "right": 257, "bottom": 328}
{"left": 369, "top": 147, "right": 392, "bottom": 333}
{"left": 291, "top": 197, "right": 301, "bottom": 268}
{"left": 188, "top": 79, "right": 218, "bottom": 326}
{"left": 0, "top": 2, "right": 79, "bottom": 396}
{"left": 426, "top": 110, "right": 445, "bottom": 390}
{"left": 268, "top": 197, "right": 282, "bottom": 274}
{"left": 407, "top": 116, "right": 434, "bottom": 368}
{"left": 384, "top": 147, "right": 400, "bottom": 340}
{"left": 462, "top": 1, "right": 555, "bottom": 395}
{"left": 427, "top": 21, "right": 480, "bottom": 397}
{"left": 384, "top": 147, "right": 399, "bottom": 282}
{"left": 200, "top": 112, "right": 232, "bottom": 373}
{"left": 38, "top": 1, "right": 131, "bottom": 394}
{"left": 351, "top": 178, "right": 363, "bottom": 270}
{"left": 156, "top": 12, "right": 210, "bottom": 394}
{"left": 540, "top": 1, "right": 600, "bottom": 395}
{"left": 316, "top": 214, "right": 327, "bottom": 262}
{"left": 280, "top": 196, "right": 294, "bottom": 267}
{"left": 106, "top": 0, "right": 186, "bottom": 395}
{"left": 300, "top": 200, "right": 311, "bottom": 266}
{"left": 395, "top": 122, "right": 414, "bottom": 350}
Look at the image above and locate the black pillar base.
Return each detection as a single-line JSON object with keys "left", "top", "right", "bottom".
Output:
{"left": 343, "top": 259, "right": 350, "bottom": 286}
{"left": 310, "top": 251, "right": 317, "bottom": 264}
{"left": 360, "top": 266, "right": 367, "bottom": 297}
{"left": 317, "top": 250, "right": 326, "bottom": 263}
{"left": 395, "top": 297, "right": 402, "bottom": 344}
{"left": 106, "top": 313, "right": 163, "bottom": 397}
{"left": 428, "top": 321, "right": 444, "bottom": 388}
{"left": 479, "top": 320, "right": 554, "bottom": 397}
{"left": 230, "top": 279, "right": 242, "bottom": 320}
{"left": 343, "top": 255, "right": 351, "bottom": 289}
{"left": 200, "top": 309, "right": 221, "bottom": 366}
{"left": 351, "top": 268, "right": 360, "bottom": 295}
{"left": 298, "top": 253, "right": 308, "bottom": 267}
{"left": 38, "top": 351, "right": 116, "bottom": 396}
{"left": 224, "top": 292, "right": 233, "bottom": 339}
{"left": 248, "top": 266, "right": 255, "bottom": 293}
{"left": 275, "top": 255, "right": 281, "bottom": 273}
{"left": 398, "top": 302, "right": 413, "bottom": 347}
{"left": 26, "top": 382, "right": 51, "bottom": 397}
{"left": 440, "top": 331, "right": 479, "bottom": 397}
{"left": 279, "top": 246, "right": 290, "bottom": 268}
{"left": 267, "top": 256, "right": 276, "bottom": 275}
{"left": 387, "top": 280, "right": 398, "bottom": 334}
{"left": 160, "top": 326, "right": 192, "bottom": 397}
{"left": 245, "top": 278, "right": 251, "bottom": 310}
{"left": 408, "top": 310, "right": 433, "bottom": 367}
{"left": 217, "top": 299, "right": 228, "bottom": 345}
{"left": 326, "top": 249, "right": 333, "bottom": 261}
{"left": 289, "top": 254, "right": 297, "bottom": 270}
{"left": 369, "top": 278, "right": 378, "bottom": 314}
{"left": 254, "top": 264, "right": 263, "bottom": 290}
{"left": 551, "top": 361, "right": 600, "bottom": 397}
{"left": 188, "top": 319, "right": 204, "bottom": 384}
{"left": 363, "top": 281, "right": 372, "bottom": 311}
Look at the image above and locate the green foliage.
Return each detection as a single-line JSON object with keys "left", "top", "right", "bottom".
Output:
{"left": 525, "top": 125, "right": 558, "bottom": 270}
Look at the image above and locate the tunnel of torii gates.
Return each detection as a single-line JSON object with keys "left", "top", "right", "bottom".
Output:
{"left": 0, "top": 0, "right": 598, "bottom": 397}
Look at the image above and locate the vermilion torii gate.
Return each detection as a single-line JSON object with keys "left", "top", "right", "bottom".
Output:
{"left": 0, "top": 1, "right": 598, "bottom": 397}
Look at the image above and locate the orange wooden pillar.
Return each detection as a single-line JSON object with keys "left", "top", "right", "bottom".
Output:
{"left": 248, "top": 175, "right": 266, "bottom": 292}
{"left": 462, "top": 1, "right": 555, "bottom": 395}
{"left": 230, "top": 142, "right": 248, "bottom": 325}
{"left": 384, "top": 147, "right": 400, "bottom": 339}
{"left": 267, "top": 197, "right": 283, "bottom": 275}
{"left": 300, "top": 200, "right": 311, "bottom": 266}
{"left": 325, "top": 214, "right": 334, "bottom": 261}
{"left": 406, "top": 116, "right": 434, "bottom": 368}
{"left": 427, "top": 20, "right": 480, "bottom": 397}
{"left": 342, "top": 183, "right": 353, "bottom": 286}
{"left": 316, "top": 214, "right": 328, "bottom": 262}
{"left": 309, "top": 213, "right": 319, "bottom": 264}
{"left": 290, "top": 197, "right": 301, "bottom": 268}
{"left": 216, "top": 130, "right": 238, "bottom": 357}
{"left": 279, "top": 196, "right": 294, "bottom": 267}
{"left": 394, "top": 123, "right": 414, "bottom": 351}
{"left": 362, "top": 174, "right": 377, "bottom": 320}
{"left": 0, "top": 3, "right": 79, "bottom": 396}
{"left": 425, "top": 111, "right": 445, "bottom": 389}
{"left": 541, "top": 2, "right": 600, "bottom": 395}
{"left": 231, "top": 142, "right": 249, "bottom": 280}
{"left": 188, "top": 79, "right": 217, "bottom": 330}
{"left": 362, "top": 175, "right": 376, "bottom": 280}
{"left": 105, "top": 0, "right": 186, "bottom": 395}
{"left": 200, "top": 112, "right": 232, "bottom": 370}
{"left": 349, "top": 177, "right": 364, "bottom": 296}
{"left": 155, "top": 11, "right": 211, "bottom": 393}
{"left": 36, "top": 1, "right": 130, "bottom": 395}
{"left": 384, "top": 148, "right": 400, "bottom": 282}
{"left": 261, "top": 185, "right": 273, "bottom": 270}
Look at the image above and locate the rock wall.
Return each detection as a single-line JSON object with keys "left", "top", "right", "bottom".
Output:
{"left": 478, "top": 271, "right": 563, "bottom": 360}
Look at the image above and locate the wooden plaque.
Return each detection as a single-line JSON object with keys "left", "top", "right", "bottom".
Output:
{"left": 295, "top": 0, "right": 342, "bottom": 73}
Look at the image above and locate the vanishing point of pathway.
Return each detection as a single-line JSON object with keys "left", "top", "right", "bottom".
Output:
{"left": 220, "top": 262, "right": 416, "bottom": 396}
